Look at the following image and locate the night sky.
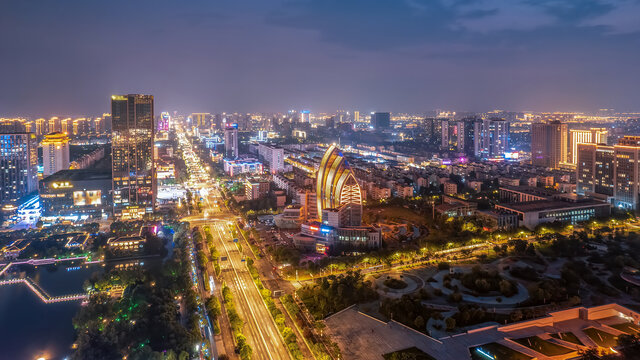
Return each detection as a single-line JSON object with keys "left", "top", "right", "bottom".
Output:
{"left": 1, "top": 0, "right": 639, "bottom": 116}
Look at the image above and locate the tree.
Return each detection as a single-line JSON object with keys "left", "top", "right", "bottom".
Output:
{"left": 510, "top": 310, "right": 523, "bottom": 322}
{"left": 577, "top": 348, "right": 600, "bottom": 360}
{"left": 413, "top": 316, "right": 425, "bottom": 330}
{"left": 445, "top": 317, "right": 456, "bottom": 331}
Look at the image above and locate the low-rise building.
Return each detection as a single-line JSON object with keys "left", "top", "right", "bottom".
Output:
{"left": 274, "top": 204, "right": 304, "bottom": 229}
{"left": 39, "top": 169, "right": 112, "bottom": 220}
{"left": 107, "top": 236, "right": 146, "bottom": 252}
{"left": 495, "top": 199, "right": 611, "bottom": 230}
{"left": 223, "top": 158, "right": 263, "bottom": 176}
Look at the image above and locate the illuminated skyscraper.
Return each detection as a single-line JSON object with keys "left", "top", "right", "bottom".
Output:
{"left": 531, "top": 121, "right": 567, "bottom": 169}
{"left": 577, "top": 136, "right": 640, "bottom": 209}
{"left": 41, "top": 132, "right": 70, "bottom": 176}
{"left": 0, "top": 132, "right": 37, "bottom": 205}
{"left": 35, "top": 118, "right": 46, "bottom": 136}
{"left": 191, "top": 113, "right": 210, "bottom": 128}
{"left": 316, "top": 145, "right": 362, "bottom": 226}
{"left": 300, "top": 110, "right": 310, "bottom": 123}
{"left": 111, "top": 94, "right": 155, "bottom": 219}
{"left": 158, "top": 112, "right": 170, "bottom": 132}
{"left": 61, "top": 118, "right": 70, "bottom": 135}
{"left": 224, "top": 123, "right": 239, "bottom": 159}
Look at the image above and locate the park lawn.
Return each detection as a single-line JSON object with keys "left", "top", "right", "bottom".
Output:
{"left": 512, "top": 336, "right": 574, "bottom": 356}
{"left": 469, "top": 343, "right": 532, "bottom": 360}
{"left": 366, "top": 206, "right": 428, "bottom": 226}
{"left": 584, "top": 327, "right": 618, "bottom": 348}
{"left": 550, "top": 332, "right": 584, "bottom": 345}
{"left": 383, "top": 347, "right": 436, "bottom": 360}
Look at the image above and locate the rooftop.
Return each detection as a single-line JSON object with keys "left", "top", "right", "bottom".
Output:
{"left": 496, "top": 199, "right": 610, "bottom": 213}
{"left": 42, "top": 169, "right": 111, "bottom": 183}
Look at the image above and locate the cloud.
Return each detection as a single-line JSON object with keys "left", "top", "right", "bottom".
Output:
{"left": 582, "top": 0, "right": 640, "bottom": 33}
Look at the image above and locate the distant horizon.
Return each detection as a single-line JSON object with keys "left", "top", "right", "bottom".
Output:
{"left": 2, "top": 1, "right": 640, "bottom": 116}
{"left": 2, "top": 106, "right": 640, "bottom": 120}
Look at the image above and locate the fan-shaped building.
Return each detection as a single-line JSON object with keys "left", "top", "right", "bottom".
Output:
{"left": 316, "top": 145, "right": 362, "bottom": 227}
{"left": 293, "top": 145, "right": 380, "bottom": 253}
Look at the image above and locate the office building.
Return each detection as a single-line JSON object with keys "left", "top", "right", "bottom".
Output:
{"left": 370, "top": 112, "right": 390, "bottom": 130}
{"left": 576, "top": 136, "right": 640, "bottom": 209}
{"left": 0, "top": 132, "right": 38, "bottom": 205}
{"left": 576, "top": 143, "right": 615, "bottom": 198}
{"left": 531, "top": 121, "right": 567, "bottom": 169}
{"left": 111, "top": 94, "right": 156, "bottom": 219}
{"left": 224, "top": 123, "right": 239, "bottom": 159}
{"left": 41, "top": 132, "right": 70, "bottom": 176}
{"left": 568, "top": 128, "right": 608, "bottom": 165}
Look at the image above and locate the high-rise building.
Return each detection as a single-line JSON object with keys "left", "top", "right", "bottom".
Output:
{"left": 61, "top": 118, "right": 70, "bottom": 135}
{"left": 224, "top": 123, "right": 239, "bottom": 159}
{"left": 353, "top": 111, "right": 360, "bottom": 123}
{"left": 316, "top": 145, "right": 362, "bottom": 226}
{"left": 531, "top": 121, "right": 567, "bottom": 169}
{"left": 300, "top": 110, "right": 310, "bottom": 123}
{"left": 257, "top": 143, "right": 284, "bottom": 173}
{"left": 191, "top": 113, "right": 210, "bottom": 128}
{"left": 35, "top": 118, "right": 46, "bottom": 136}
{"left": 0, "top": 132, "right": 37, "bottom": 205}
{"left": 158, "top": 112, "right": 170, "bottom": 132}
{"left": 111, "top": 94, "right": 156, "bottom": 219}
{"left": 423, "top": 118, "right": 442, "bottom": 146}
{"left": 568, "top": 128, "right": 608, "bottom": 165}
{"left": 371, "top": 112, "right": 390, "bottom": 130}
{"left": 41, "top": 132, "right": 70, "bottom": 176}
{"left": 441, "top": 119, "right": 459, "bottom": 151}
{"left": 458, "top": 118, "right": 482, "bottom": 157}
{"left": 576, "top": 143, "right": 615, "bottom": 197}
{"left": 478, "top": 118, "right": 510, "bottom": 158}
{"left": 576, "top": 136, "right": 640, "bottom": 209}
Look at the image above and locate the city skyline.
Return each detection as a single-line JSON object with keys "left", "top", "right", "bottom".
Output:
{"left": 2, "top": 0, "right": 640, "bottom": 116}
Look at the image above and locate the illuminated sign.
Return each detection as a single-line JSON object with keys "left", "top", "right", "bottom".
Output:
{"left": 309, "top": 225, "right": 319, "bottom": 231}
{"left": 52, "top": 182, "right": 73, "bottom": 189}
{"left": 320, "top": 227, "right": 331, "bottom": 234}
{"left": 504, "top": 152, "right": 519, "bottom": 160}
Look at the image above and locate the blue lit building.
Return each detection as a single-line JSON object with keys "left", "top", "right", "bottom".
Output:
{"left": 0, "top": 132, "right": 38, "bottom": 206}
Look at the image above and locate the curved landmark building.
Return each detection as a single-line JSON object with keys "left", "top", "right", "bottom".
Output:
{"left": 293, "top": 145, "right": 379, "bottom": 253}
{"left": 316, "top": 145, "right": 363, "bottom": 226}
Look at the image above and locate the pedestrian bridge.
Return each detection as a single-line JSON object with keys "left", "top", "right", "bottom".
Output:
{"left": 0, "top": 278, "right": 87, "bottom": 303}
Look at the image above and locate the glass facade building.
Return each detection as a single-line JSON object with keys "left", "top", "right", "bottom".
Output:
{"left": 111, "top": 94, "right": 155, "bottom": 218}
